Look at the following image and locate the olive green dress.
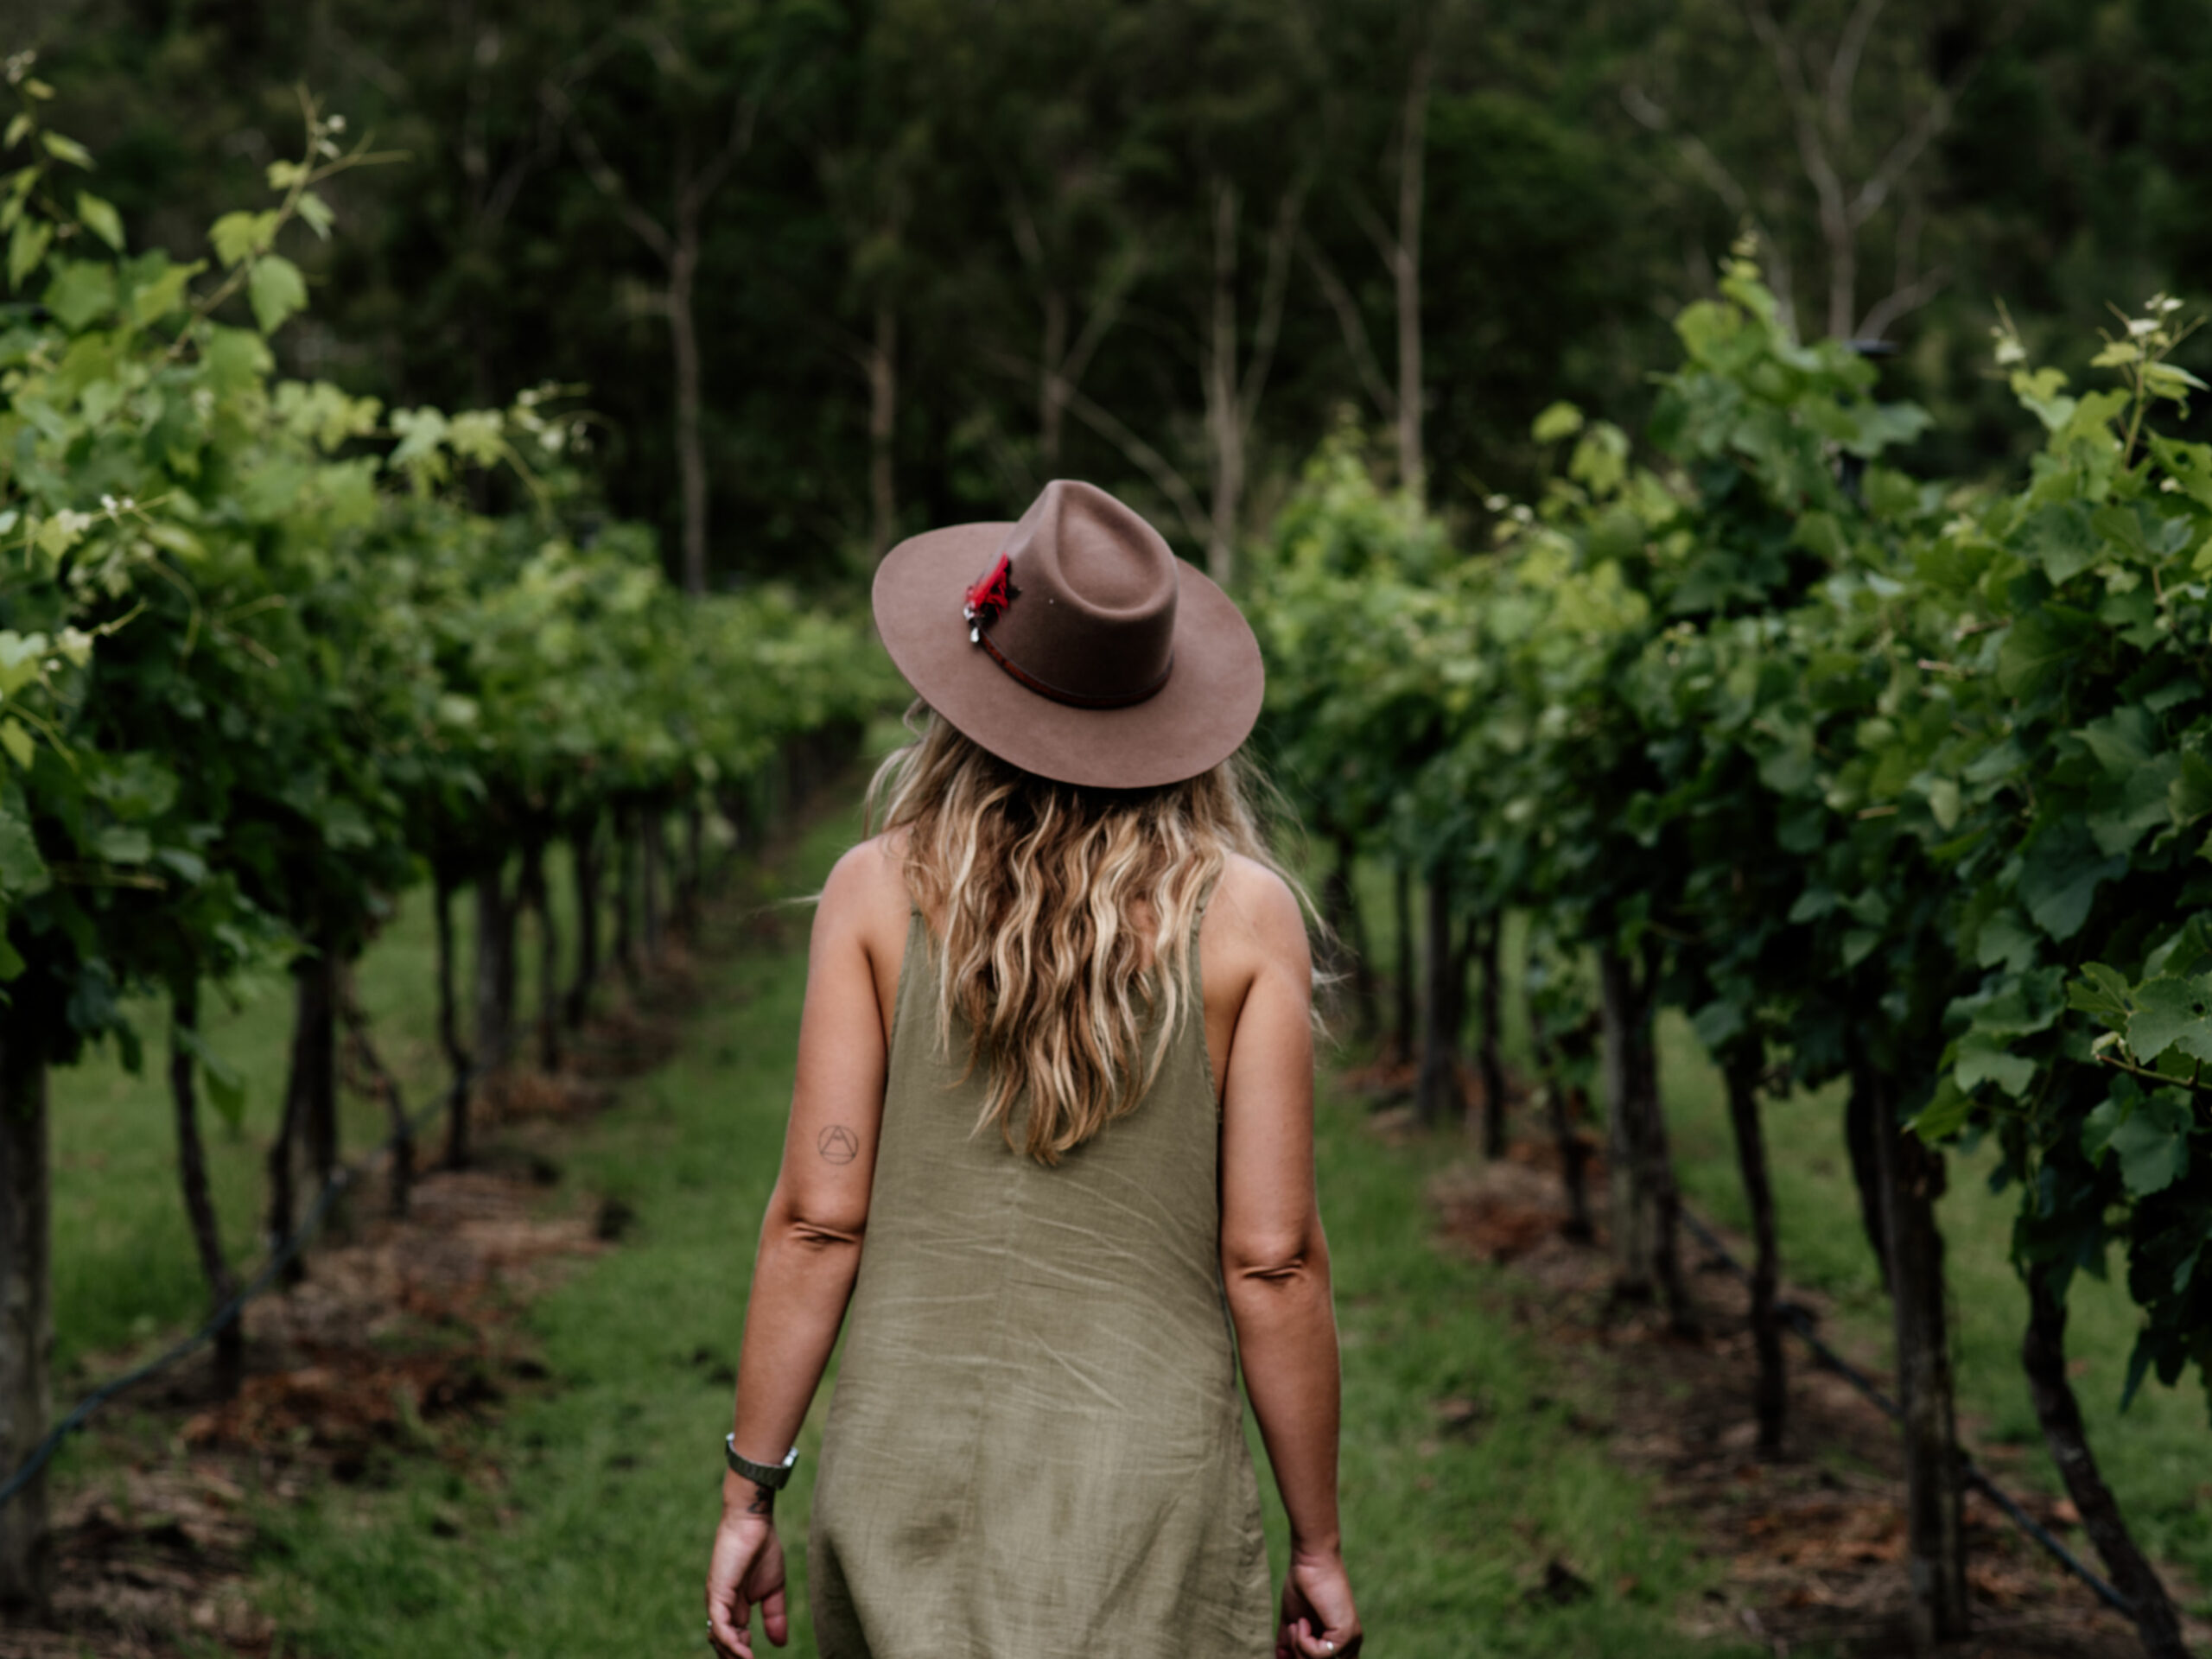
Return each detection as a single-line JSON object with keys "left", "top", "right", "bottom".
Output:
{"left": 808, "top": 907, "right": 1273, "bottom": 1658}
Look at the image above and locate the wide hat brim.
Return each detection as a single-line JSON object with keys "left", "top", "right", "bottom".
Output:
{"left": 873, "top": 521, "right": 1265, "bottom": 790}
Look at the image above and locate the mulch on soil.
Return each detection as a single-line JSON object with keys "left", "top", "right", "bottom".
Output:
{"left": 0, "top": 963, "right": 712, "bottom": 1659}
{"left": 1412, "top": 1095, "right": 2212, "bottom": 1658}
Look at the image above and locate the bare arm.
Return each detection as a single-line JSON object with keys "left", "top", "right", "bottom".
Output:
{"left": 1215, "top": 863, "right": 1360, "bottom": 1658}
{"left": 708, "top": 843, "right": 895, "bottom": 1656}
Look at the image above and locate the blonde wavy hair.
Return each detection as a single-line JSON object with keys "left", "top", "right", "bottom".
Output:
{"left": 865, "top": 705, "right": 1299, "bottom": 1164}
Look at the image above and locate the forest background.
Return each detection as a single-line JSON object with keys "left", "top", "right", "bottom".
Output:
{"left": 14, "top": 0, "right": 2212, "bottom": 595}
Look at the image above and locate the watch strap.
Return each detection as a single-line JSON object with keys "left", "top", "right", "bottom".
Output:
{"left": 724, "top": 1433, "right": 799, "bottom": 1490}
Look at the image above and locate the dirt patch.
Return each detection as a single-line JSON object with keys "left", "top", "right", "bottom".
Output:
{"left": 1422, "top": 1133, "right": 2211, "bottom": 1657}
{"left": 5, "top": 1158, "right": 601, "bottom": 1657}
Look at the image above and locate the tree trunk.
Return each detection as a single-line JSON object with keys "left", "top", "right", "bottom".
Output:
{"left": 1394, "top": 44, "right": 1430, "bottom": 499}
{"left": 1526, "top": 984, "right": 1594, "bottom": 1241}
{"left": 1866, "top": 1065, "right": 1971, "bottom": 1648}
{"left": 1473, "top": 913, "right": 1507, "bottom": 1157}
{"left": 567, "top": 822, "right": 601, "bottom": 1029}
{"left": 2021, "top": 1261, "right": 2189, "bottom": 1659}
{"left": 1321, "top": 830, "right": 1376, "bottom": 1039}
{"left": 642, "top": 812, "right": 665, "bottom": 961}
{"left": 435, "top": 867, "right": 474, "bottom": 1169}
{"left": 434, "top": 864, "right": 471, "bottom": 1096}
{"left": 682, "top": 804, "right": 705, "bottom": 931}
{"left": 0, "top": 1032, "right": 52, "bottom": 1612}
{"left": 338, "top": 963, "right": 410, "bottom": 1217}
{"left": 671, "top": 240, "right": 708, "bottom": 596}
{"left": 1415, "top": 869, "right": 1465, "bottom": 1127}
{"left": 520, "top": 837, "right": 560, "bottom": 1074}
{"left": 1843, "top": 1067, "right": 1892, "bottom": 1286}
{"left": 168, "top": 982, "right": 243, "bottom": 1396}
{"left": 1039, "top": 286, "right": 1069, "bottom": 470}
{"left": 267, "top": 952, "right": 337, "bottom": 1278}
{"left": 1204, "top": 175, "right": 1245, "bottom": 585}
{"left": 1599, "top": 946, "right": 1655, "bottom": 1300}
{"left": 1392, "top": 861, "right": 1415, "bottom": 1065}
{"left": 614, "top": 810, "right": 639, "bottom": 986}
{"left": 474, "top": 863, "right": 516, "bottom": 1112}
{"left": 296, "top": 951, "right": 339, "bottom": 1202}
{"left": 1598, "top": 944, "right": 1691, "bottom": 1329}
{"left": 1722, "top": 1047, "right": 1785, "bottom": 1455}
{"left": 868, "top": 302, "right": 899, "bottom": 560}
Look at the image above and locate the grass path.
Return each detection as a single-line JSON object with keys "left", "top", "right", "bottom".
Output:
{"left": 238, "top": 802, "right": 1755, "bottom": 1658}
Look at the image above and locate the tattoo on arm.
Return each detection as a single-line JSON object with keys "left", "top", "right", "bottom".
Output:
{"left": 817, "top": 1124, "right": 859, "bottom": 1165}
{"left": 747, "top": 1481, "right": 776, "bottom": 1517}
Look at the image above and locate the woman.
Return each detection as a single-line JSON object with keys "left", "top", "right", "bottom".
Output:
{"left": 704, "top": 480, "right": 1360, "bottom": 1659}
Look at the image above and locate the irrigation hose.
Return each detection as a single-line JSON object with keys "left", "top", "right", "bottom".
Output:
{"left": 1674, "top": 1202, "right": 2136, "bottom": 1619}
{"left": 0, "top": 1042, "right": 486, "bottom": 1513}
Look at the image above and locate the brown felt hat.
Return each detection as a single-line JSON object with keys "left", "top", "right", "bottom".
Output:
{"left": 872, "top": 480, "right": 1264, "bottom": 789}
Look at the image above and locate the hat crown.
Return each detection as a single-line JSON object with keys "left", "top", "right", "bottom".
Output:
{"left": 982, "top": 480, "right": 1178, "bottom": 705}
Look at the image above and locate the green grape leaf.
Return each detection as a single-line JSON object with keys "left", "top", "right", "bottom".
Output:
{"left": 1690, "top": 998, "right": 1746, "bottom": 1050}
{"left": 2066, "top": 962, "right": 2133, "bottom": 1029}
{"left": 1954, "top": 1033, "right": 2037, "bottom": 1098}
{"left": 6, "top": 217, "right": 50, "bottom": 289}
{"left": 247, "top": 254, "right": 307, "bottom": 334}
{"left": 41, "top": 258, "right": 114, "bottom": 330}
{"left": 2127, "top": 976, "right": 2212, "bottom": 1065}
{"left": 174, "top": 1025, "right": 247, "bottom": 1128}
{"left": 2171, "top": 752, "right": 2212, "bottom": 825}
{"left": 2076, "top": 705, "right": 2158, "bottom": 775}
{"left": 0, "top": 810, "right": 51, "bottom": 897}
{"left": 73, "top": 189, "right": 123, "bottom": 251}
{"left": 2089, "top": 753, "right": 2181, "bottom": 855}
{"left": 1997, "top": 606, "right": 2093, "bottom": 699}
{"left": 39, "top": 130, "right": 92, "bottom": 169}
{"left": 2018, "top": 822, "right": 2126, "bottom": 942}
{"left": 92, "top": 826, "right": 151, "bottom": 865}
{"left": 1532, "top": 401, "right": 1585, "bottom": 443}
{"left": 2108, "top": 1090, "right": 2193, "bottom": 1198}
{"left": 1927, "top": 776, "right": 1961, "bottom": 831}
{"left": 128, "top": 257, "right": 196, "bottom": 327}
{"left": 208, "top": 209, "right": 277, "bottom": 269}
{"left": 2020, "top": 502, "right": 2101, "bottom": 585}
{"left": 1975, "top": 909, "right": 2041, "bottom": 972}
{"left": 0, "top": 719, "right": 33, "bottom": 772}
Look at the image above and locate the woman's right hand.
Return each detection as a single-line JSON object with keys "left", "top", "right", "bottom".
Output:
{"left": 1277, "top": 1542, "right": 1361, "bottom": 1658}
{"left": 706, "top": 1507, "right": 788, "bottom": 1656}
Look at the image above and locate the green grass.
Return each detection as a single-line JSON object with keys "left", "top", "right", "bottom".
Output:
{"left": 1658, "top": 1016, "right": 2212, "bottom": 1608}
{"left": 50, "top": 846, "right": 582, "bottom": 1384}
{"left": 200, "top": 804, "right": 1759, "bottom": 1659}
{"left": 55, "top": 807, "right": 2199, "bottom": 1649}
{"left": 1325, "top": 875, "right": 2211, "bottom": 1612}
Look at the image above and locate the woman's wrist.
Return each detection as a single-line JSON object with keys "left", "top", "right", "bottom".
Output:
{"left": 721, "top": 1469, "right": 779, "bottom": 1522}
{"left": 1288, "top": 1528, "right": 1343, "bottom": 1560}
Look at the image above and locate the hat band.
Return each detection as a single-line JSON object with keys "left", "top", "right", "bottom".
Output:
{"left": 972, "top": 626, "right": 1173, "bottom": 710}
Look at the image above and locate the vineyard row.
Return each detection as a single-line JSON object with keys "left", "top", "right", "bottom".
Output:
{"left": 1248, "top": 252, "right": 2212, "bottom": 1659}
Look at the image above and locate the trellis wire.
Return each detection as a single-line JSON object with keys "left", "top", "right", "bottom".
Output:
{"left": 0, "top": 1035, "right": 497, "bottom": 1513}
{"left": 1675, "top": 1202, "right": 2134, "bottom": 1619}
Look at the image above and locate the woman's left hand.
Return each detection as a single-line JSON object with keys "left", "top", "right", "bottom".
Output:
{"left": 706, "top": 1510, "right": 788, "bottom": 1655}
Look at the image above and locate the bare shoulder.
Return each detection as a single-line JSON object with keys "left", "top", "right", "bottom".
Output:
{"left": 817, "top": 833, "right": 911, "bottom": 938}
{"left": 1205, "top": 854, "right": 1311, "bottom": 974}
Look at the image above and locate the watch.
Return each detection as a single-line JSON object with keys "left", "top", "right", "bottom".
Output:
{"left": 725, "top": 1433, "right": 799, "bottom": 1490}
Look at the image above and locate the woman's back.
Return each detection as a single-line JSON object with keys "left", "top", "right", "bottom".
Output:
{"left": 808, "top": 877, "right": 1272, "bottom": 1659}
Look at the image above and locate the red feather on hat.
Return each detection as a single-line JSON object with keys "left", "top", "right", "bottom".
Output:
{"left": 963, "top": 554, "right": 1018, "bottom": 632}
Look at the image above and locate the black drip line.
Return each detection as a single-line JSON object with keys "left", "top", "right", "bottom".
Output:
{"left": 1674, "top": 1202, "right": 2135, "bottom": 1620}
{"left": 0, "top": 1036, "right": 510, "bottom": 1514}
